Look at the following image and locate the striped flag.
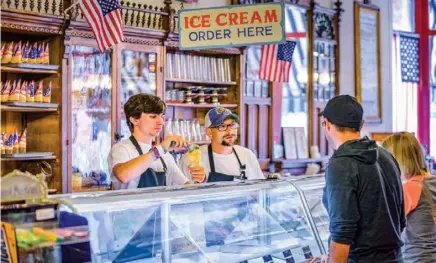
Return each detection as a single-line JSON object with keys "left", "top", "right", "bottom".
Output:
{"left": 259, "top": 41, "right": 296, "bottom": 82}
{"left": 392, "top": 32, "right": 419, "bottom": 134}
{"left": 79, "top": 0, "right": 124, "bottom": 52}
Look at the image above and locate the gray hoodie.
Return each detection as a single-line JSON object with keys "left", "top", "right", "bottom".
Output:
{"left": 323, "top": 137, "right": 406, "bottom": 262}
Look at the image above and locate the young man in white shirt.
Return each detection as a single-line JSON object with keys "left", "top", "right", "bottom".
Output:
{"left": 179, "top": 107, "right": 265, "bottom": 183}
{"left": 108, "top": 94, "right": 205, "bottom": 190}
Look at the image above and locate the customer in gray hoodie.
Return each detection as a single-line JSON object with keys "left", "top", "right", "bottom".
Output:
{"left": 316, "top": 95, "right": 406, "bottom": 263}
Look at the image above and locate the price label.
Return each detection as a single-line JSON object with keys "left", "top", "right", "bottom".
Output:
{"left": 36, "top": 208, "right": 55, "bottom": 221}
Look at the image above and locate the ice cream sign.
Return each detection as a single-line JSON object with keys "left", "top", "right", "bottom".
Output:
{"left": 178, "top": 3, "right": 285, "bottom": 50}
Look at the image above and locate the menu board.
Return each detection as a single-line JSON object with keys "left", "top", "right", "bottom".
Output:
{"left": 354, "top": 3, "right": 381, "bottom": 122}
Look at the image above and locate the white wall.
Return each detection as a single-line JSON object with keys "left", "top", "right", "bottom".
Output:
{"left": 339, "top": 0, "right": 394, "bottom": 136}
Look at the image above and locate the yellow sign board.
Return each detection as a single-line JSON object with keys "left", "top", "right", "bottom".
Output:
{"left": 178, "top": 3, "right": 285, "bottom": 50}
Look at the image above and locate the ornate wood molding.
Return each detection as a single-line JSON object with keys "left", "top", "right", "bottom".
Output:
{"left": 65, "top": 19, "right": 166, "bottom": 45}
{"left": 0, "top": 9, "right": 64, "bottom": 34}
{"left": 311, "top": 3, "right": 337, "bottom": 41}
{"left": 334, "top": 0, "right": 344, "bottom": 24}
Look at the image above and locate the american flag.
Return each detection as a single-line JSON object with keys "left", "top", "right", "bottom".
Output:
{"left": 392, "top": 33, "right": 419, "bottom": 134}
{"left": 79, "top": 0, "right": 124, "bottom": 52}
{"left": 399, "top": 35, "right": 420, "bottom": 83}
{"left": 259, "top": 41, "right": 297, "bottom": 82}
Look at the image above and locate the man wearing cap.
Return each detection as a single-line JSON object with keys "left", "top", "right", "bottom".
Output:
{"left": 179, "top": 107, "right": 265, "bottom": 182}
{"left": 312, "top": 95, "right": 405, "bottom": 263}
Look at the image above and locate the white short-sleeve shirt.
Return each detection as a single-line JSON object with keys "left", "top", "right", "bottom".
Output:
{"left": 107, "top": 138, "right": 189, "bottom": 190}
{"left": 179, "top": 145, "right": 265, "bottom": 182}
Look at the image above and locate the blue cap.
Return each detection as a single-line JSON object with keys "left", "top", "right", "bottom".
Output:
{"left": 318, "top": 95, "right": 363, "bottom": 130}
{"left": 204, "top": 107, "right": 239, "bottom": 128}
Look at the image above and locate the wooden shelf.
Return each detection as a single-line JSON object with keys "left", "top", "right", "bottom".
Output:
{"left": 1, "top": 154, "right": 56, "bottom": 161}
{"left": 166, "top": 102, "right": 238, "bottom": 108}
{"left": 1, "top": 102, "right": 58, "bottom": 112}
{"left": 1, "top": 64, "right": 59, "bottom": 75}
{"left": 166, "top": 78, "right": 237, "bottom": 86}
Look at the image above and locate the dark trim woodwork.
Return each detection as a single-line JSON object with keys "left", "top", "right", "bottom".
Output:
{"left": 1, "top": 9, "right": 64, "bottom": 34}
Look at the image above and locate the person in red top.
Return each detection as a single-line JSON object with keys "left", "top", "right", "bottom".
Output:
{"left": 382, "top": 132, "right": 436, "bottom": 263}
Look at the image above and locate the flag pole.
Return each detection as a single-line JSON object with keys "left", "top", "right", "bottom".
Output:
{"left": 64, "top": 0, "right": 83, "bottom": 16}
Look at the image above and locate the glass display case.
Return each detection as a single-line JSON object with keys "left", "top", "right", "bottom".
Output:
{"left": 53, "top": 176, "right": 329, "bottom": 263}
{"left": 290, "top": 176, "right": 328, "bottom": 251}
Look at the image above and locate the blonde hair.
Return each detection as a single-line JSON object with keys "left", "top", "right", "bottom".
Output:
{"left": 382, "top": 132, "right": 428, "bottom": 179}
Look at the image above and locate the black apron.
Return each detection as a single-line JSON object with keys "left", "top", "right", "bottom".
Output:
{"left": 129, "top": 136, "right": 167, "bottom": 188}
{"left": 207, "top": 144, "right": 247, "bottom": 182}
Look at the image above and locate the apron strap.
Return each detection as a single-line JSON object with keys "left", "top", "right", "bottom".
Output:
{"left": 130, "top": 135, "right": 167, "bottom": 172}
{"left": 208, "top": 144, "right": 246, "bottom": 179}
{"left": 129, "top": 135, "right": 143, "bottom": 154}
{"left": 233, "top": 148, "right": 247, "bottom": 180}
{"left": 160, "top": 157, "right": 168, "bottom": 173}
{"left": 233, "top": 148, "right": 244, "bottom": 168}
{"left": 208, "top": 144, "right": 216, "bottom": 174}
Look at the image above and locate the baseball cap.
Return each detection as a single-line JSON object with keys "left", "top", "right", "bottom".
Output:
{"left": 318, "top": 95, "right": 363, "bottom": 130}
{"left": 204, "top": 107, "right": 239, "bottom": 128}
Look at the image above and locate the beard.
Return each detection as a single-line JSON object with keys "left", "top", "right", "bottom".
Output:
{"left": 221, "top": 139, "right": 235, "bottom": 147}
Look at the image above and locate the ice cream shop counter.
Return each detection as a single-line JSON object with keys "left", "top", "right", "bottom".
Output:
{"left": 52, "top": 175, "right": 329, "bottom": 263}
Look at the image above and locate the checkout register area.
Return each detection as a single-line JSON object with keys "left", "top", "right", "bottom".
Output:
{"left": 1, "top": 170, "right": 328, "bottom": 263}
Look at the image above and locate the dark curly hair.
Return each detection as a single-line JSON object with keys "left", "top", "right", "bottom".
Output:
{"left": 124, "top": 94, "right": 166, "bottom": 132}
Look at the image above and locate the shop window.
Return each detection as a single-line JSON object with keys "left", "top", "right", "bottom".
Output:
{"left": 430, "top": 0, "right": 436, "bottom": 30}
{"left": 281, "top": 5, "right": 308, "bottom": 134}
{"left": 393, "top": 0, "right": 415, "bottom": 32}
{"left": 71, "top": 46, "right": 112, "bottom": 188}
